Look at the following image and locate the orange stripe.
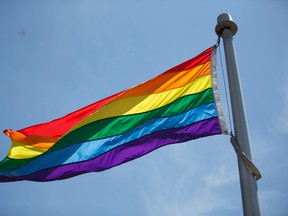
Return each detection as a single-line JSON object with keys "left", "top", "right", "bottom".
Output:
{"left": 117, "top": 61, "right": 210, "bottom": 100}
{"left": 5, "top": 130, "right": 60, "bottom": 148}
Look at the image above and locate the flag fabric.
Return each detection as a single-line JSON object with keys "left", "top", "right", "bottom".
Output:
{"left": 0, "top": 45, "right": 227, "bottom": 182}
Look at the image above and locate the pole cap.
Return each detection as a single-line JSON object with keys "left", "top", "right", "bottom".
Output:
{"left": 215, "top": 13, "right": 238, "bottom": 36}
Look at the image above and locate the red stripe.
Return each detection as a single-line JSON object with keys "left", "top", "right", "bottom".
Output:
{"left": 12, "top": 47, "right": 213, "bottom": 137}
{"left": 165, "top": 47, "right": 212, "bottom": 73}
{"left": 17, "top": 91, "right": 124, "bottom": 137}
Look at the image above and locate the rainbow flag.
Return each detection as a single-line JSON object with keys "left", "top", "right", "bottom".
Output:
{"left": 0, "top": 46, "right": 227, "bottom": 182}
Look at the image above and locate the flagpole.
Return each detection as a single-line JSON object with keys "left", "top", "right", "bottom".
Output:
{"left": 215, "top": 13, "right": 261, "bottom": 216}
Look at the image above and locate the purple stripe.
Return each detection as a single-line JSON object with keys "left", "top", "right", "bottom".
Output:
{"left": 0, "top": 117, "right": 221, "bottom": 182}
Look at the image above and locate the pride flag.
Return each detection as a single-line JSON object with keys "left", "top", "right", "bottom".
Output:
{"left": 0, "top": 46, "right": 227, "bottom": 182}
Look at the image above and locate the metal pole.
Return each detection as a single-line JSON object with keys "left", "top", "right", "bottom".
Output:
{"left": 215, "top": 13, "right": 261, "bottom": 216}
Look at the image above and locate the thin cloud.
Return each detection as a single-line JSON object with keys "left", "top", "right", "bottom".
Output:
{"left": 275, "top": 51, "right": 288, "bottom": 134}
{"left": 140, "top": 163, "right": 238, "bottom": 216}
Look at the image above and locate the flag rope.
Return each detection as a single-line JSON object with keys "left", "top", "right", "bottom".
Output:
{"left": 230, "top": 134, "right": 262, "bottom": 180}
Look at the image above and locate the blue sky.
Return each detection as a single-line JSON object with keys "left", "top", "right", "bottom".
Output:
{"left": 0, "top": 1, "right": 287, "bottom": 215}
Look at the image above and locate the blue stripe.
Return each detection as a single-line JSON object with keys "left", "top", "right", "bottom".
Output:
{"left": 0, "top": 102, "right": 217, "bottom": 177}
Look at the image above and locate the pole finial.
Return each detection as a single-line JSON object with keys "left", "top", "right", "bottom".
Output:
{"left": 215, "top": 13, "right": 238, "bottom": 37}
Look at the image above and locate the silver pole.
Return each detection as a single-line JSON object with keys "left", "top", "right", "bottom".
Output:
{"left": 215, "top": 13, "right": 261, "bottom": 216}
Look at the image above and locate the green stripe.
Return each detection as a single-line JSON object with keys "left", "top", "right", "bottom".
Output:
{"left": 0, "top": 158, "right": 11, "bottom": 170}
{"left": 0, "top": 88, "right": 214, "bottom": 171}
{"left": 51, "top": 88, "right": 214, "bottom": 151}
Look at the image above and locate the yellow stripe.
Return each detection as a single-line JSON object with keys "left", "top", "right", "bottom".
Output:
{"left": 8, "top": 141, "right": 54, "bottom": 159}
{"left": 70, "top": 75, "right": 212, "bottom": 132}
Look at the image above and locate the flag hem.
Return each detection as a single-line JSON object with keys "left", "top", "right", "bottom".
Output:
{"left": 211, "top": 45, "right": 228, "bottom": 134}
